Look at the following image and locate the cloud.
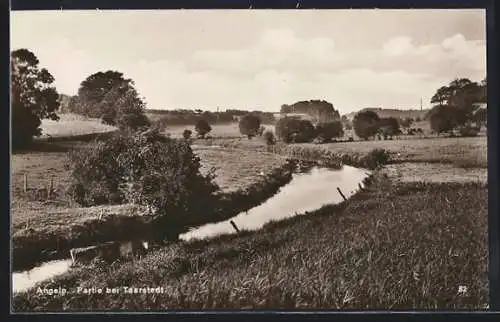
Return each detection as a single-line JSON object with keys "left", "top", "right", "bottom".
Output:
{"left": 383, "top": 36, "right": 414, "bottom": 56}
{"left": 12, "top": 29, "right": 485, "bottom": 114}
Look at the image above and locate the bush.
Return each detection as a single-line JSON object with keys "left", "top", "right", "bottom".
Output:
{"left": 360, "top": 148, "right": 391, "bottom": 169}
{"left": 315, "top": 121, "right": 344, "bottom": 142}
{"left": 263, "top": 130, "right": 276, "bottom": 145}
{"left": 183, "top": 129, "right": 192, "bottom": 140}
{"left": 68, "top": 133, "right": 132, "bottom": 206}
{"left": 275, "top": 117, "right": 316, "bottom": 143}
{"left": 68, "top": 129, "right": 219, "bottom": 239}
{"left": 458, "top": 125, "right": 480, "bottom": 137}
{"left": 195, "top": 119, "right": 212, "bottom": 138}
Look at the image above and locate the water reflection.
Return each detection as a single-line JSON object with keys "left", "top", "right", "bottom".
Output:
{"left": 180, "top": 166, "right": 369, "bottom": 241}
{"left": 12, "top": 259, "right": 73, "bottom": 293}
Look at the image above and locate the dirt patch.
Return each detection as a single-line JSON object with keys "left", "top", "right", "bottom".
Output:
{"left": 381, "top": 162, "right": 487, "bottom": 184}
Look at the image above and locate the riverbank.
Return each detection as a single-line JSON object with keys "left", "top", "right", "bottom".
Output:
{"left": 12, "top": 160, "right": 297, "bottom": 271}
{"left": 13, "top": 170, "right": 488, "bottom": 310}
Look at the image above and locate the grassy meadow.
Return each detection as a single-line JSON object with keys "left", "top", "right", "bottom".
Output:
{"left": 11, "top": 114, "right": 489, "bottom": 310}
{"left": 13, "top": 173, "right": 488, "bottom": 310}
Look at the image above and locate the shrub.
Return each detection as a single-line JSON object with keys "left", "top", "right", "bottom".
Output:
{"left": 195, "top": 119, "right": 212, "bottom": 138}
{"left": 183, "top": 129, "right": 192, "bottom": 140}
{"left": 458, "top": 125, "right": 480, "bottom": 137}
{"left": 315, "top": 121, "right": 344, "bottom": 142}
{"left": 360, "top": 148, "right": 391, "bottom": 169}
{"left": 68, "top": 129, "right": 219, "bottom": 239}
{"left": 67, "top": 133, "right": 132, "bottom": 206}
{"left": 263, "top": 130, "right": 276, "bottom": 146}
{"left": 275, "top": 117, "right": 316, "bottom": 143}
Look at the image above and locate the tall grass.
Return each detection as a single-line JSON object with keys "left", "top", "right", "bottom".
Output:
{"left": 13, "top": 174, "right": 488, "bottom": 310}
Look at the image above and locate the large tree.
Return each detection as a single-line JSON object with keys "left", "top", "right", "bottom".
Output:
{"left": 75, "top": 70, "right": 148, "bottom": 129}
{"left": 429, "top": 78, "right": 486, "bottom": 129}
{"left": 11, "top": 49, "right": 60, "bottom": 150}
{"left": 353, "top": 110, "right": 380, "bottom": 140}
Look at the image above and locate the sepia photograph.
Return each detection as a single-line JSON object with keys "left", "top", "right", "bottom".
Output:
{"left": 10, "top": 9, "right": 488, "bottom": 311}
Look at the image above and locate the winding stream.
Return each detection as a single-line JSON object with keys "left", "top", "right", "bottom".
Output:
{"left": 12, "top": 165, "right": 369, "bottom": 293}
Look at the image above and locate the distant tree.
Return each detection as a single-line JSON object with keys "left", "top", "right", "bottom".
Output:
{"left": 431, "top": 78, "right": 485, "bottom": 127}
{"left": 280, "top": 100, "right": 340, "bottom": 122}
{"left": 400, "top": 117, "right": 414, "bottom": 129}
{"left": 353, "top": 110, "right": 380, "bottom": 140}
{"left": 263, "top": 130, "right": 276, "bottom": 145}
{"left": 415, "top": 116, "right": 421, "bottom": 122}
{"left": 280, "top": 104, "right": 292, "bottom": 114}
{"left": 239, "top": 114, "right": 262, "bottom": 139}
{"left": 183, "top": 129, "right": 192, "bottom": 140}
{"left": 275, "top": 117, "right": 316, "bottom": 143}
{"left": 427, "top": 105, "right": 457, "bottom": 135}
{"left": 377, "top": 117, "right": 400, "bottom": 140}
{"left": 430, "top": 85, "right": 453, "bottom": 106}
{"left": 195, "top": 119, "right": 212, "bottom": 138}
{"left": 315, "top": 121, "right": 344, "bottom": 142}
{"left": 11, "top": 49, "right": 60, "bottom": 150}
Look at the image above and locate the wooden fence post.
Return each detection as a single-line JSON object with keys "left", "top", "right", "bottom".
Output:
{"left": 337, "top": 187, "right": 347, "bottom": 201}
{"left": 23, "top": 173, "right": 28, "bottom": 193}
{"left": 48, "top": 177, "right": 54, "bottom": 199}
{"left": 229, "top": 220, "right": 240, "bottom": 233}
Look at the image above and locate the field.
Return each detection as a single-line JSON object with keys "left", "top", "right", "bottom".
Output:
{"left": 196, "top": 135, "right": 487, "bottom": 168}
{"left": 11, "top": 144, "right": 286, "bottom": 234}
{"left": 11, "top": 117, "right": 489, "bottom": 310}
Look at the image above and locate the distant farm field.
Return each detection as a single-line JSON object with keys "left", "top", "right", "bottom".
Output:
{"left": 206, "top": 136, "right": 488, "bottom": 169}
{"left": 164, "top": 123, "right": 275, "bottom": 139}
{"left": 39, "top": 113, "right": 116, "bottom": 138}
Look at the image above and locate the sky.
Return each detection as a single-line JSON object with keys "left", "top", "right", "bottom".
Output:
{"left": 10, "top": 9, "right": 486, "bottom": 114}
